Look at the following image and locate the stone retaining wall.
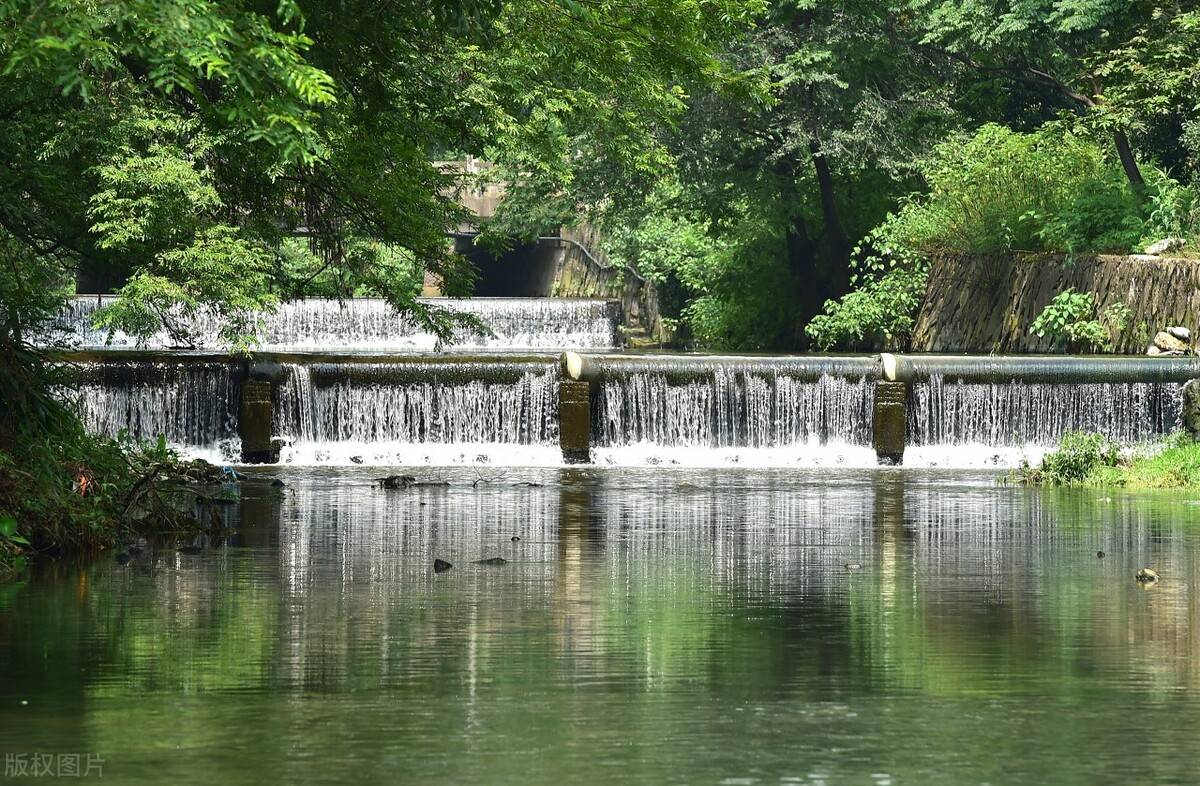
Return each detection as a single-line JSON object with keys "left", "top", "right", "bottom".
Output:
{"left": 552, "top": 226, "right": 666, "bottom": 346}
{"left": 912, "top": 252, "right": 1200, "bottom": 354}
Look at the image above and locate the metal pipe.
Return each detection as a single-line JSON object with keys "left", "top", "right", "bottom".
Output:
{"left": 58, "top": 349, "right": 560, "bottom": 366}
{"left": 64, "top": 350, "right": 1200, "bottom": 386}
{"left": 307, "top": 359, "right": 556, "bottom": 386}
{"left": 885, "top": 355, "right": 1200, "bottom": 384}
{"left": 561, "top": 352, "right": 880, "bottom": 382}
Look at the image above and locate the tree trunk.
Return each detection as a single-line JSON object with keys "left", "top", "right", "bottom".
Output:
{"left": 1113, "top": 129, "right": 1146, "bottom": 193}
{"left": 785, "top": 213, "right": 824, "bottom": 349}
{"left": 809, "top": 141, "right": 852, "bottom": 295}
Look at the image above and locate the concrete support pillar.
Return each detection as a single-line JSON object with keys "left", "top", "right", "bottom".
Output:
{"left": 873, "top": 380, "right": 908, "bottom": 465}
{"left": 559, "top": 380, "right": 592, "bottom": 464}
{"left": 239, "top": 379, "right": 278, "bottom": 464}
{"left": 1184, "top": 379, "right": 1200, "bottom": 440}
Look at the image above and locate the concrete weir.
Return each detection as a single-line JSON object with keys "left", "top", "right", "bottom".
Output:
{"left": 62, "top": 349, "right": 1200, "bottom": 466}
{"left": 563, "top": 352, "right": 1200, "bottom": 465}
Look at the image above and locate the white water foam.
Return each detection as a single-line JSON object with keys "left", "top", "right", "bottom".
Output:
{"left": 276, "top": 442, "right": 564, "bottom": 467}
{"left": 597, "top": 370, "right": 875, "bottom": 449}
{"left": 592, "top": 443, "right": 880, "bottom": 469}
{"left": 272, "top": 363, "right": 559, "bottom": 463}
{"left": 48, "top": 296, "right": 619, "bottom": 350}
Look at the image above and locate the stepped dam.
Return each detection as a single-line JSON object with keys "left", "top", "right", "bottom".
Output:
{"left": 42, "top": 295, "right": 1197, "bottom": 467}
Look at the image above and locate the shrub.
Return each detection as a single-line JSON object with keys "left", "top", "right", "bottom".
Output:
{"left": 805, "top": 265, "right": 927, "bottom": 350}
{"left": 1143, "top": 167, "right": 1200, "bottom": 250}
{"left": 1013, "top": 432, "right": 1123, "bottom": 485}
{"left": 884, "top": 124, "right": 1147, "bottom": 255}
{"left": 1023, "top": 431, "right": 1200, "bottom": 489}
{"left": 1029, "top": 289, "right": 1132, "bottom": 352}
{"left": 803, "top": 124, "right": 1156, "bottom": 351}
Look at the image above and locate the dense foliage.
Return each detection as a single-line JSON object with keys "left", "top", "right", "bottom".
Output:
{"left": 794, "top": 121, "right": 1189, "bottom": 351}
{"left": 482, "top": 2, "right": 1200, "bottom": 350}
{"left": 1014, "top": 431, "right": 1200, "bottom": 489}
{"left": 1030, "top": 289, "right": 1132, "bottom": 353}
{"left": 0, "top": 0, "right": 750, "bottom": 348}
{"left": 3, "top": 1, "right": 1196, "bottom": 352}
{"left": 2, "top": 1, "right": 1200, "bottom": 565}
{"left": 0, "top": 326, "right": 214, "bottom": 575}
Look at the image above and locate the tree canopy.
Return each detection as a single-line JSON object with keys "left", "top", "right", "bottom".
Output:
{"left": 0, "top": 0, "right": 1197, "bottom": 353}
{"left": 0, "top": 0, "right": 753, "bottom": 346}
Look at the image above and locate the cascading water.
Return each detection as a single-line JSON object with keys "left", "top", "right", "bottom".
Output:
{"left": 49, "top": 295, "right": 620, "bottom": 350}
{"left": 272, "top": 362, "right": 560, "bottom": 465}
{"left": 904, "top": 373, "right": 1183, "bottom": 466}
{"left": 592, "top": 366, "right": 876, "bottom": 466}
{"left": 70, "top": 362, "right": 241, "bottom": 461}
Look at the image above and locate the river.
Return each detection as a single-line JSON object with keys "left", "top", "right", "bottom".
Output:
{"left": 2, "top": 467, "right": 1198, "bottom": 784}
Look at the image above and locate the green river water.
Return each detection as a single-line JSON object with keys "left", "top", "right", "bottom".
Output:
{"left": 2, "top": 467, "right": 1199, "bottom": 785}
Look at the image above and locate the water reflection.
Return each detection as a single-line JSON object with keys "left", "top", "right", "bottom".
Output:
{"left": 2, "top": 468, "right": 1200, "bottom": 784}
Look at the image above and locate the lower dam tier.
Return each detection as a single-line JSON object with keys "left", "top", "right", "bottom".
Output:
{"left": 60, "top": 351, "right": 1196, "bottom": 469}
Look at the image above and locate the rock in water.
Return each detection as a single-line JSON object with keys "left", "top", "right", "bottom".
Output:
{"left": 1168, "top": 326, "right": 1192, "bottom": 342}
{"left": 511, "top": 535, "right": 521, "bottom": 542}
{"left": 1096, "top": 550, "right": 1105, "bottom": 559}
{"left": 433, "top": 559, "right": 453, "bottom": 573}
{"left": 1146, "top": 344, "right": 1163, "bottom": 356}
{"left": 473, "top": 557, "right": 508, "bottom": 566}
{"left": 376, "top": 474, "right": 418, "bottom": 489}
{"left": 844, "top": 562, "right": 863, "bottom": 571}
{"left": 271, "top": 478, "right": 285, "bottom": 488}
{"left": 350, "top": 456, "right": 364, "bottom": 465}
{"left": 1153, "top": 331, "right": 1189, "bottom": 353}
{"left": 1136, "top": 568, "right": 1159, "bottom": 583}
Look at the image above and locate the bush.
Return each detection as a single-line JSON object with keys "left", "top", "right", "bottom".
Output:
{"left": 1029, "top": 288, "right": 1132, "bottom": 352}
{"left": 804, "top": 123, "right": 1172, "bottom": 351}
{"left": 805, "top": 265, "right": 927, "bottom": 350}
{"left": 885, "top": 124, "right": 1148, "bottom": 255}
{"left": 606, "top": 184, "right": 799, "bottom": 350}
{"left": 1017, "top": 431, "right": 1200, "bottom": 489}
{"left": 1012, "top": 431, "right": 1122, "bottom": 485}
{"left": 0, "top": 325, "right": 207, "bottom": 576}
{"left": 1143, "top": 167, "right": 1200, "bottom": 250}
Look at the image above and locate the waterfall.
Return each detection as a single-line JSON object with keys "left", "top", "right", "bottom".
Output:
{"left": 597, "top": 370, "right": 874, "bottom": 448}
{"left": 70, "top": 362, "right": 241, "bottom": 460}
{"left": 592, "top": 368, "right": 876, "bottom": 465}
{"left": 272, "top": 362, "right": 560, "bottom": 464}
{"left": 49, "top": 296, "right": 620, "bottom": 350}
{"left": 908, "top": 374, "right": 1182, "bottom": 446}
{"left": 274, "top": 364, "right": 317, "bottom": 443}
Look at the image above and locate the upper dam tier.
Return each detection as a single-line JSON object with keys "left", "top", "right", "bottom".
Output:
{"left": 46, "top": 295, "right": 623, "bottom": 351}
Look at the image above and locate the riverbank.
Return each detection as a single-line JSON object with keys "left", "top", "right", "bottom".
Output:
{"left": 1012, "top": 431, "right": 1200, "bottom": 488}
{"left": 0, "top": 431, "right": 227, "bottom": 579}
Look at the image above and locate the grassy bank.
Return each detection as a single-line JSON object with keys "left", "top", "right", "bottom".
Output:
{"left": 0, "top": 341, "right": 213, "bottom": 579}
{"left": 1012, "top": 431, "right": 1200, "bottom": 489}
{"left": 0, "top": 430, "right": 222, "bottom": 578}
